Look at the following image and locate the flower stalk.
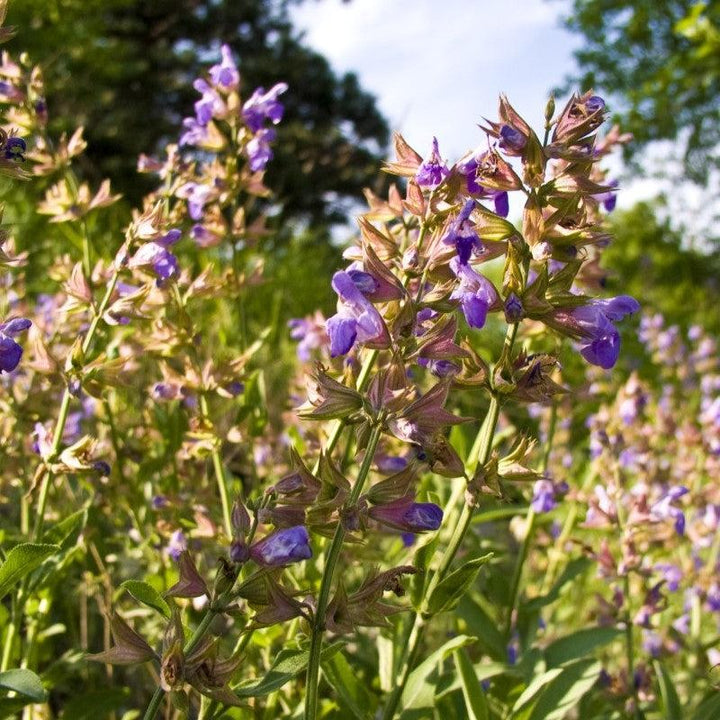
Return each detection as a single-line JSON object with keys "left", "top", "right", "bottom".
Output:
{"left": 304, "top": 418, "right": 385, "bottom": 720}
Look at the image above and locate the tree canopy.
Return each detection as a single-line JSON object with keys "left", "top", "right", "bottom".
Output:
{"left": 6, "top": 0, "right": 390, "bottom": 228}
{"left": 560, "top": 0, "right": 720, "bottom": 185}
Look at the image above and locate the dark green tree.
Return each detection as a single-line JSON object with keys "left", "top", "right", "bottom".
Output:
{"left": 7, "top": 0, "right": 389, "bottom": 227}
{"left": 560, "top": 0, "right": 720, "bottom": 185}
{"left": 602, "top": 201, "right": 720, "bottom": 335}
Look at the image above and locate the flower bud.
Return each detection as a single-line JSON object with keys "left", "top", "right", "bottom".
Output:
{"left": 368, "top": 496, "right": 443, "bottom": 533}
{"left": 250, "top": 525, "right": 312, "bottom": 567}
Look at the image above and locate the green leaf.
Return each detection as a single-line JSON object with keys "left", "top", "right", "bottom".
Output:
{"left": 526, "top": 659, "right": 601, "bottom": 720}
{"left": 60, "top": 687, "right": 130, "bottom": 719}
{"left": 524, "top": 557, "right": 591, "bottom": 612}
{"left": 42, "top": 508, "right": 88, "bottom": 549}
{"left": 322, "top": 651, "right": 373, "bottom": 719}
{"left": 399, "top": 635, "right": 475, "bottom": 717}
{"left": 121, "top": 580, "right": 171, "bottom": 619}
{"left": 544, "top": 627, "right": 622, "bottom": 667}
{"left": 512, "top": 667, "right": 564, "bottom": 714}
{"left": 0, "top": 669, "right": 46, "bottom": 701}
{"left": 427, "top": 554, "right": 493, "bottom": 615}
{"left": 457, "top": 595, "right": 507, "bottom": 661}
{"left": 454, "top": 648, "right": 488, "bottom": 720}
{"left": 233, "top": 641, "right": 344, "bottom": 697}
{"left": 0, "top": 544, "right": 59, "bottom": 600}
{"left": 654, "top": 660, "right": 682, "bottom": 720}
{"left": 692, "top": 691, "right": 720, "bottom": 720}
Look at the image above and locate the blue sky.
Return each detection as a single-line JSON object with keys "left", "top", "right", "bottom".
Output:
{"left": 290, "top": 0, "right": 710, "bottom": 229}
{"left": 292, "top": 0, "right": 580, "bottom": 161}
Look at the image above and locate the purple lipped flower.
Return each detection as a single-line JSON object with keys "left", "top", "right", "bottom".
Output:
{"left": 706, "top": 584, "right": 720, "bottom": 612}
{"left": 193, "top": 78, "right": 225, "bottom": 125}
{"left": 498, "top": 124, "right": 527, "bottom": 153}
{"left": 369, "top": 496, "right": 443, "bottom": 533}
{"left": 401, "top": 532, "right": 416, "bottom": 547}
{"left": 586, "top": 95, "right": 606, "bottom": 114}
{"left": 347, "top": 269, "right": 380, "bottom": 295}
{"left": 566, "top": 295, "right": 640, "bottom": 369}
{"left": 672, "top": 613, "right": 690, "bottom": 635}
{"left": 326, "top": 270, "right": 387, "bottom": 357}
{"left": 655, "top": 563, "right": 682, "bottom": 592}
{"left": 594, "top": 179, "right": 619, "bottom": 212}
{"left": 179, "top": 116, "right": 209, "bottom": 147}
{"left": 176, "top": 182, "right": 215, "bottom": 220}
{"left": 642, "top": 630, "right": 662, "bottom": 658}
{"left": 242, "top": 82, "right": 288, "bottom": 132}
{"left": 0, "top": 317, "right": 31, "bottom": 373}
{"left": 650, "top": 486, "right": 689, "bottom": 535}
{"left": 166, "top": 530, "right": 187, "bottom": 561}
{"left": 417, "top": 357, "right": 460, "bottom": 378}
{"left": 449, "top": 257, "right": 499, "bottom": 329}
{"left": 209, "top": 44, "right": 240, "bottom": 90}
{"left": 442, "top": 199, "right": 482, "bottom": 264}
{"left": 4, "top": 136, "right": 26, "bottom": 162}
{"left": 250, "top": 525, "right": 312, "bottom": 566}
{"left": 246, "top": 128, "right": 276, "bottom": 172}
{"left": 288, "top": 313, "right": 328, "bottom": 361}
{"left": 415, "top": 137, "right": 450, "bottom": 189}
{"left": 129, "top": 229, "right": 182, "bottom": 284}
{"left": 376, "top": 455, "right": 408, "bottom": 474}
{"left": 152, "top": 495, "right": 170, "bottom": 510}
{"left": 531, "top": 479, "right": 558, "bottom": 513}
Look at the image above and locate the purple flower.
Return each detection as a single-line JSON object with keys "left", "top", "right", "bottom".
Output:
{"left": 246, "top": 128, "right": 276, "bottom": 172}
{"left": 586, "top": 95, "right": 606, "bottom": 114}
{"left": 531, "top": 479, "right": 557, "bottom": 513}
{"left": 4, "top": 136, "right": 26, "bottom": 162}
{"left": 417, "top": 357, "right": 460, "bottom": 378}
{"left": 0, "top": 317, "right": 31, "bottom": 373}
{"left": 504, "top": 293, "right": 523, "bottom": 323}
{"left": 655, "top": 563, "right": 682, "bottom": 592}
{"left": 415, "top": 137, "right": 449, "bottom": 189}
{"left": 166, "top": 530, "right": 187, "bottom": 561}
{"left": 449, "top": 257, "right": 498, "bottom": 329}
{"left": 176, "top": 182, "right": 215, "bottom": 220}
{"left": 650, "top": 486, "right": 689, "bottom": 535}
{"left": 369, "top": 497, "right": 443, "bottom": 533}
{"left": 642, "top": 630, "right": 662, "bottom": 658}
{"left": 568, "top": 295, "right": 640, "bottom": 369}
{"left": 179, "top": 116, "right": 208, "bottom": 147}
{"left": 242, "top": 82, "right": 288, "bottom": 132}
{"left": 456, "top": 155, "right": 510, "bottom": 217}
{"left": 129, "top": 229, "right": 182, "bottom": 283}
{"left": 346, "top": 269, "right": 380, "bottom": 295}
{"left": 442, "top": 200, "right": 482, "bottom": 264}
{"left": 288, "top": 313, "right": 328, "bottom": 361}
{"left": 250, "top": 525, "right": 312, "bottom": 566}
{"left": 193, "top": 79, "right": 225, "bottom": 125}
{"left": 498, "top": 124, "right": 527, "bottom": 153}
{"left": 326, "top": 271, "right": 387, "bottom": 357}
{"left": 707, "top": 584, "right": 720, "bottom": 612}
{"left": 594, "top": 179, "right": 619, "bottom": 212}
{"left": 209, "top": 44, "right": 240, "bottom": 89}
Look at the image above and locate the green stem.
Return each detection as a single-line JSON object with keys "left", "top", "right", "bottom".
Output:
{"left": 381, "top": 393, "right": 502, "bottom": 720}
{"left": 504, "top": 402, "right": 557, "bottom": 639}
{"left": 313, "top": 349, "right": 378, "bottom": 472}
{"left": 32, "top": 271, "right": 119, "bottom": 541}
{"left": 304, "top": 420, "right": 385, "bottom": 720}
{"left": 199, "top": 393, "right": 233, "bottom": 539}
{"left": 142, "top": 608, "right": 220, "bottom": 720}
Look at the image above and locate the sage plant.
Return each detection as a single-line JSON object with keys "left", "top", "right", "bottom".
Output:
{"left": 9, "top": 6, "right": 716, "bottom": 719}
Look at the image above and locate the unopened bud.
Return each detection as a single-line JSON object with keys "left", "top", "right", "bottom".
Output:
{"left": 231, "top": 498, "right": 251, "bottom": 535}
{"left": 544, "top": 95, "right": 555, "bottom": 125}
